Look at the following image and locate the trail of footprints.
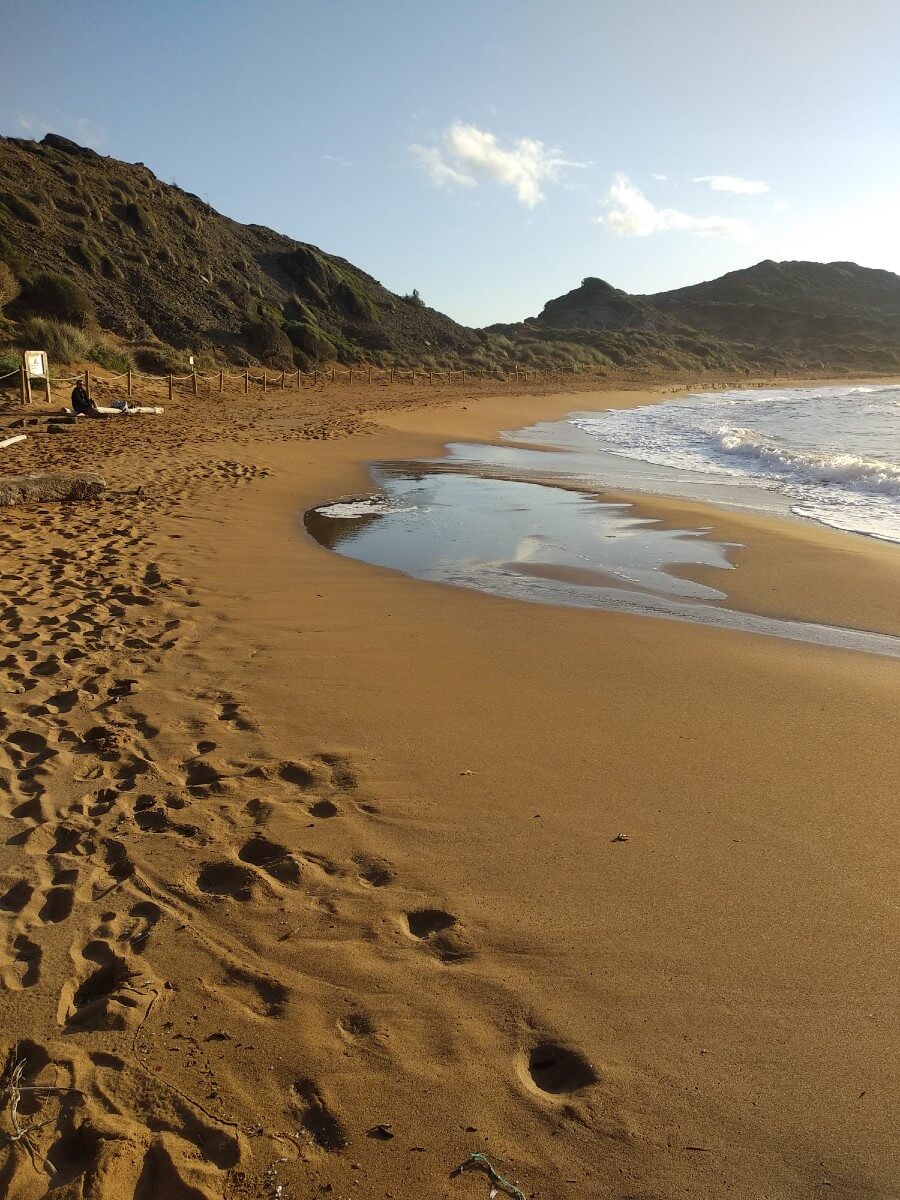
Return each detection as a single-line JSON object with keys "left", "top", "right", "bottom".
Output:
{"left": 0, "top": 473, "right": 600, "bottom": 1196}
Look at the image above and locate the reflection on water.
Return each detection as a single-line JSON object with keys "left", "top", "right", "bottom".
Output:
{"left": 303, "top": 460, "right": 900, "bottom": 659}
{"left": 307, "top": 470, "right": 734, "bottom": 602}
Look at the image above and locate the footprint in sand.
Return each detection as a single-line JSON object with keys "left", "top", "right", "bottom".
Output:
{"left": 405, "top": 908, "right": 475, "bottom": 963}
{"left": 215, "top": 964, "right": 289, "bottom": 1018}
{"left": 38, "top": 884, "right": 75, "bottom": 924}
{"left": 0, "top": 1039, "right": 243, "bottom": 1196}
{"left": 196, "top": 861, "right": 257, "bottom": 901}
{"left": 524, "top": 1040, "right": 598, "bottom": 1095}
{"left": 128, "top": 899, "right": 163, "bottom": 953}
{"left": 291, "top": 1078, "right": 347, "bottom": 1152}
{"left": 237, "top": 836, "right": 302, "bottom": 884}
{"left": 0, "top": 879, "right": 34, "bottom": 913}
{"left": 354, "top": 855, "right": 395, "bottom": 888}
{"left": 59, "top": 939, "right": 149, "bottom": 1030}
{"left": 308, "top": 798, "right": 338, "bottom": 819}
{"left": 2, "top": 933, "right": 43, "bottom": 989}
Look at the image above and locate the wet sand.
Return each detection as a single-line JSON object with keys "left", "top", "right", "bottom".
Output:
{"left": 0, "top": 379, "right": 897, "bottom": 1199}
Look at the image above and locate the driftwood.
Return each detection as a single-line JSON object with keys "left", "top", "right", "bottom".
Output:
{"left": 0, "top": 471, "right": 106, "bottom": 506}
{"left": 0, "top": 434, "right": 27, "bottom": 450}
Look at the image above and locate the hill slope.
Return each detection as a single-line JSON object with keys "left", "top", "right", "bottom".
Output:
{"left": 0, "top": 133, "right": 477, "bottom": 370}
{"left": 534, "top": 262, "right": 900, "bottom": 370}
{"left": 2, "top": 133, "right": 898, "bottom": 377}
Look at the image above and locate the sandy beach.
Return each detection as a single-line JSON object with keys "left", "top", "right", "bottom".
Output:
{"left": 0, "top": 375, "right": 897, "bottom": 1200}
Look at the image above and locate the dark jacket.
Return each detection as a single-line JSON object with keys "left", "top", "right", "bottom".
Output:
{"left": 71, "top": 382, "right": 93, "bottom": 415}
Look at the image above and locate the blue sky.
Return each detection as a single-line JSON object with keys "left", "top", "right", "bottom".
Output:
{"left": 3, "top": 0, "right": 899, "bottom": 325}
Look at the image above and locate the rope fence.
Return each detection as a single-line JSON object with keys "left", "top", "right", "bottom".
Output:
{"left": 3, "top": 359, "right": 596, "bottom": 405}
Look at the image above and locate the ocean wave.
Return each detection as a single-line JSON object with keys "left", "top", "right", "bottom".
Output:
{"left": 715, "top": 426, "right": 900, "bottom": 495}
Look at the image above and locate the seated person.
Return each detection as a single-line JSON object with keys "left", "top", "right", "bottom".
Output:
{"left": 71, "top": 378, "right": 99, "bottom": 416}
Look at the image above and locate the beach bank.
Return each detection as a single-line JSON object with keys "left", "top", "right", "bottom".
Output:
{"left": 0, "top": 380, "right": 897, "bottom": 1199}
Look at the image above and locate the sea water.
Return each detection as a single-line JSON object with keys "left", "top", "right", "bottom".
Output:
{"left": 556, "top": 384, "right": 900, "bottom": 543}
{"left": 303, "top": 385, "right": 900, "bottom": 657}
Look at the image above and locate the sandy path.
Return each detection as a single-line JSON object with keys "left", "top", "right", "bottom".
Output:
{"left": 0, "top": 378, "right": 897, "bottom": 1199}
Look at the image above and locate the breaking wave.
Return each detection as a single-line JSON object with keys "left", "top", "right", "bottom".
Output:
{"left": 569, "top": 384, "right": 900, "bottom": 543}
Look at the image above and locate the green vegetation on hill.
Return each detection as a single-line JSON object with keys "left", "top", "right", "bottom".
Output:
{"left": 1, "top": 132, "right": 898, "bottom": 378}
{"left": 534, "top": 263, "right": 900, "bottom": 372}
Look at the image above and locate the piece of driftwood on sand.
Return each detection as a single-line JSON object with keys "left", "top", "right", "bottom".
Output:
{"left": 0, "top": 434, "right": 27, "bottom": 449}
{"left": 0, "top": 471, "right": 106, "bottom": 506}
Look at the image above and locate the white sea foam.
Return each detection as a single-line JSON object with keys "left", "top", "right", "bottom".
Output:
{"left": 570, "top": 384, "right": 900, "bottom": 542}
{"left": 714, "top": 427, "right": 900, "bottom": 495}
{"left": 315, "top": 497, "right": 415, "bottom": 518}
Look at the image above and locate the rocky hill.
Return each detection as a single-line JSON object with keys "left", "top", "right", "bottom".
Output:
{"left": 534, "top": 262, "right": 900, "bottom": 370}
{"left": 1, "top": 133, "right": 898, "bottom": 378}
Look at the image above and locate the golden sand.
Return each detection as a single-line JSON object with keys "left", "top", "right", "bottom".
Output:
{"left": 0, "top": 376, "right": 897, "bottom": 1199}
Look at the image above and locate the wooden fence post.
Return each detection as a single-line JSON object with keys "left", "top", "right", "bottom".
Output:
{"left": 20, "top": 363, "right": 29, "bottom": 405}
{"left": 281, "top": 369, "right": 286, "bottom": 389}
{"left": 244, "top": 369, "right": 249, "bottom": 394}
{"left": 127, "top": 369, "right": 132, "bottom": 397}
{"left": 447, "top": 369, "right": 451, "bottom": 384}
{"left": 390, "top": 368, "right": 394, "bottom": 384}
{"left": 348, "top": 367, "right": 353, "bottom": 385}
{"left": 192, "top": 372, "right": 197, "bottom": 395}
{"left": 263, "top": 372, "right": 267, "bottom": 393}
{"left": 84, "top": 368, "right": 91, "bottom": 399}
{"left": 331, "top": 366, "right": 336, "bottom": 383}
{"left": 314, "top": 369, "right": 318, "bottom": 385}
{"left": 168, "top": 374, "right": 173, "bottom": 402}
{"left": 296, "top": 369, "right": 301, "bottom": 388}
{"left": 218, "top": 370, "right": 224, "bottom": 394}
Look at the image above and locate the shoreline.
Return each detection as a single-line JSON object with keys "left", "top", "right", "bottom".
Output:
{"left": 1, "top": 377, "right": 898, "bottom": 1199}
{"left": 324, "top": 390, "right": 899, "bottom": 637}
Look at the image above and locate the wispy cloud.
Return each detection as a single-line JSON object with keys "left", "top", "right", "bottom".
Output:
{"left": 17, "top": 113, "right": 108, "bottom": 149}
{"left": 410, "top": 144, "right": 477, "bottom": 190}
{"left": 411, "top": 121, "right": 586, "bottom": 208}
{"left": 322, "top": 153, "right": 352, "bottom": 167}
{"left": 693, "top": 174, "right": 769, "bottom": 195}
{"left": 596, "top": 173, "right": 750, "bottom": 238}
{"left": 651, "top": 172, "right": 668, "bottom": 181}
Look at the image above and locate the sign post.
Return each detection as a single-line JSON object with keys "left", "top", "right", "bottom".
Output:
{"left": 22, "top": 350, "right": 51, "bottom": 405}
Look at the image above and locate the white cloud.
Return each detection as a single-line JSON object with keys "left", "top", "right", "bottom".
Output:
{"left": 17, "top": 113, "right": 107, "bottom": 149}
{"left": 651, "top": 172, "right": 668, "bottom": 181}
{"left": 411, "top": 143, "right": 478, "bottom": 190}
{"left": 596, "top": 173, "right": 750, "bottom": 238}
{"left": 693, "top": 174, "right": 769, "bottom": 194}
{"left": 411, "top": 121, "right": 585, "bottom": 207}
{"left": 322, "top": 153, "right": 351, "bottom": 167}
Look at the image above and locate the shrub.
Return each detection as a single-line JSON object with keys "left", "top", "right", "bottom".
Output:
{"left": 402, "top": 288, "right": 424, "bottom": 307}
{"left": 89, "top": 339, "right": 134, "bottom": 373}
{"left": 284, "top": 320, "right": 334, "bottom": 360}
{"left": 257, "top": 301, "right": 285, "bottom": 328}
{"left": 244, "top": 318, "right": 294, "bottom": 366}
{"left": 124, "top": 201, "right": 154, "bottom": 235}
{"left": 134, "top": 345, "right": 185, "bottom": 375}
{"left": 22, "top": 272, "right": 95, "bottom": 326}
{"left": 336, "top": 281, "right": 379, "bottom": 323}
{"left": 0, "top": 262, "right": 20, "bottom": 308}
{"left": 69, "top": 238, "right": 102, "bottom": 273}
{"left": 101, "top": 254, "right": 124, "bottom": 281}
{"left": 0, "top": 347, "right": 21, "bottom": 379}
{"left": 0, "top": 193, "right": 42, "bottom": 225}
{"left": 17, "top": 317, "right": 90, "bottom": 363}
